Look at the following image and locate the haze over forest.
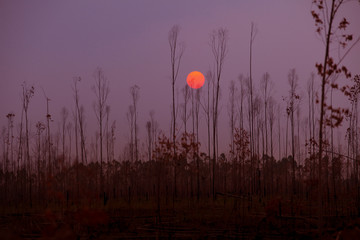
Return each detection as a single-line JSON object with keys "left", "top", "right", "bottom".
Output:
{"left": 1, "top": 1, "right": 360, "bottom": 238}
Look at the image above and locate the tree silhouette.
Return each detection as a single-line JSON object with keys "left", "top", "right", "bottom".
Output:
{"left": 311, "top": 0, "right": 360, "bottom": 235}
{"left": 210, "top": 27, "right": 228, "bottom": 199}
{"left": 168, "top": 25, "right": 184, "bottom": 201}
{"left": 92, "top": 67, "right": 110, "bottom": 199}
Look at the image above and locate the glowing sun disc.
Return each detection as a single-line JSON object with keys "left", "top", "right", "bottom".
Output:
{"left": 186, "top": 71, "right": 205, "bottom": 89}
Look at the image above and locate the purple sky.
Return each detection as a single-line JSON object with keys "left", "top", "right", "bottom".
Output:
{"left": 1, "top": 0, "right": 360, "bottom": 159}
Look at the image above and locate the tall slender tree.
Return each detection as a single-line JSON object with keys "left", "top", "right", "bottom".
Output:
{"left": 127, "top": 105, "right": 135, "bottom": 161}
{"left": 287, "top": 68, "right": 299, "bottom": 197}
{"left": 311, "top": 0, "right": 359, "bottom": 235}
{"left": 261, "top": 72, "right": 272, "bottom": 157}
{"left": 249, "top": 23, "right": 257, "bottom": 171}
{"left": 92, "top": 67, "right": 110, "bottom": 198}
{"left": 228, "top": 80, "right": 236, "bottom": 161}
{"left": 210, "top": 27, "right": 228, "bottom": 198}
{"left": 73, "top": 77, "right": 87, "bottom": 165}
{"left": 130, "top": 85, "right": 140, "bottom": 162}
{"left": 168, "top": 25, "right": 184, "bottom": 200}
{"left": 22, "top": 82, "right": 34, "bottom": 207}
{"left": 61, "top": 107, "right": 68, "bottom": 161}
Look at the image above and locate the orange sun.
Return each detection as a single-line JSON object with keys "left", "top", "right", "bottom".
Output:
{"left": 186, "top": 71, "right": 205, "bottom": 89}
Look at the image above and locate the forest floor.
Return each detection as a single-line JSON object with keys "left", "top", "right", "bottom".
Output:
{"left": 0, "top": 197, "right": 360, "bottom": 239}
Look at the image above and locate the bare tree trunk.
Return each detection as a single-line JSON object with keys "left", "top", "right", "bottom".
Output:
{"left": 129, "top": 85, "right": 139, "bottom": 163}
{"left": 194, "top": 89, "right": 201, "bottom": 200}
{"left": 36, "top": 122, "right": 41, "bottom": 205}
{"left": 146, "top": 121, "right": 152, "bottom": 161}
{"left": 277, "top": 105, "right": 281, "bottom": 161}
{"left": 61, "top": 108, "right": 68, "bottom": 161}
{"left": 22, "top": 83, "right": 34, "bottom": 207}
{"left": 93, "top": 67, "right": 110, "bottom": 199}
{"left": 269, "top": 98, "right": 275, "bottom": 195}
{"left": 127, "top": 106, "right": 134, "bottom": 161}
{"left": 261, "top": 73, "right": 271, "bottom": 157}
{"left": 44, "top": 95, "right": 51, "bottom": 176}
{"left": 210, "top": 28, "right": 228, "bottom": 199}
{"left": 204, "top": 71, "right": 213, "bottom": 197}
{"left": 169, "top": 25, "right": 184, "bottom": 202}
{"left": 228, "top": 80, "right": 236, "bottom": 192}
{"left": 288, "top": 69, "right": 299, "bottom": 198}
{"left": 249, "top": 24, "right": 257, "bottom": 185}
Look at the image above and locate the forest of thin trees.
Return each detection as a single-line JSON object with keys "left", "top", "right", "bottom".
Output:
{"left": 0, "top": 0, "right": 360, "bottom": 237}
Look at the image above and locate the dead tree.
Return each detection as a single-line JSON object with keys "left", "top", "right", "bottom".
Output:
{"left": 261, "top": 72, "right": 273, "bottom": 157}
{"left": 73, "top": 77, "right": 87, "bottom": 165}
{"left": 228, "top": 80, "right": 236, "bottom": 161}
{"left": 92, "top": 67, "right": 110, "bottom": 197}
{"left": 249, "top": 23, "right": 257, "bottom": 173}
{"left": 127, "top": 105, "right": 135, "bottom": 161}
{"left": 130, "top": 85, "right": 140, "bottom": 162}
{"left": 168, "top": 25, "right": 184, "bottom": 200}
{"left": 61, "top": 107, "right": 68, "bottom": 161}
{"left": 287, "top": 68, "right": 299, "bottom": 197}
{"left": 268, "top": 97, "right": 276, "bottom": 194}
{"left": 35, "top": 121, "right": 45, "bottom": 203}
{"left": 210, "top": 27, "right": 228, "bottom": 199}
{"left": 306, "top": 73, "right": 316, "bottom": 179}
{"left": 73, "top": 77, "right": 87, "bottom": 200}
{"left": 200, "top": 71, "right": 214, "bottom": 196}
{"left": 22, "top": 82, "right": 34, "bottom": 207}
{"left": 238, "top": 74, "right": 246, "bottom": 135}
{"left": 6, "top": 113, "right": 15, "bottom": 173}
{"left": 146, "top": 121, "right": 152, "bottom": 161}
{"left": 195, "top": 89, "right": 201, "bottom": 200}
{"left": 181, "top": 84, "right": 191, "bottom": 135}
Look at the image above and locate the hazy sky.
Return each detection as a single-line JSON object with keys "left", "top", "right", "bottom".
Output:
{"left": 1, "top": 0, "right": 359, "bottom": 158}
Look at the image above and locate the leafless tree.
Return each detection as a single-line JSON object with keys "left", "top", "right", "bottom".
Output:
{"left": 287, "top": 68, "right": 299, "bottom": 197}
{"left": 41, "top": 88, "right": 52, "bottom": 176}
{"left": 277, "top": 104, "right": 282, "bottom": 161}
{"left": 181, "top": 85, "right": 191, "bottom": 135}
{"left": 61, "top": 107, "right": 69, "bottom": 161}
{"left": 105, "top": 105, "right": 110, "bottom": 164}
{"left": 93, "top": 67, "right": 110, "bottom": 197}
{"left": 6, "top": 113, "right": 15, "bottom": 173}
{"left": 149, "top": 111, "right": 158, "bottom": 156}
{"left": 22, "top": 82, "right": 34, "bottom": 206}
{"left": 126, "top": 105, "right": 135, "bottom": 161}
{"left": 66, "top": 122, "right": 72, "bottom": 167}
{"left": 249, "top": 23, "right": 258, "bottom": 169}
{"left": 110, "top": 120, "right": 116, "bottom": 162}
{"left": 169, "top": 25, "right": 184, "bottom": 200}
{"left": 228, "top": 80, "right": 236, "bottom": 160}
{"left": 260, "top": 72, "right": 273, "bottom": 157}
{"left": 268, "top": 97, "right": 276, "bottom": 194}
{"left": 5, "top": 112, "right": 15, "bottom": 203}
{"left": 201, "top": 71, "right": 214, "bottom": 195}
{"left": 238, "top": 74, "right": 246, "bottom": 132}
{"left": 195, "top": 88, "right": 201, "bottom": 200}
{"left": 73, "top": 77, "right": 87, "bottom": 165}
{"left": 130, "top": 85, "right": 139, "bottom": 162}
{"left": 210, "top": 27, "right": 228, "bottom": 198}
{"left": 73, "top": 77, "right": 87, "bottom": 200}
{"left": 306, "top": 73, "right": 316, "bottom": 174}
{"left": 228, "top": 80, "right": 237, "bottom": 193}
{"left": 146, "top": 121, "right": 152, "bottom": 161}
{"left": 35, "top": 121, "right": 45, "bottom": 202}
